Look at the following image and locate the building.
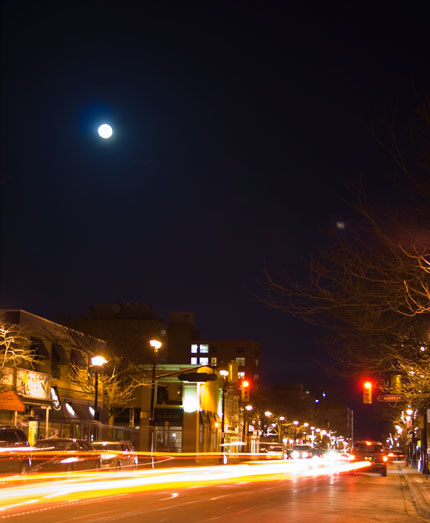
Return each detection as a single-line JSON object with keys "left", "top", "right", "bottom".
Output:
{"left": 68, "top": 303, "right": 168, "bottom": 365}
{"left": 133, "top": 363, "right": 223, "bottom": 453}
{"left": 188, "top": 339, "right": 260, "bottom": 387}
{"left": 167, "top": 313, "right": 260, "bottom": 386}
{"left": 0, "top": 309, "right": 110, "bottom": 444}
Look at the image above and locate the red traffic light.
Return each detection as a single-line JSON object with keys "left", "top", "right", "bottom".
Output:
{"left": 363, "top": 381, "right": 372, "bottom": 404}
{"left": 240, "top": 379, "right": 250, "bottom": 402}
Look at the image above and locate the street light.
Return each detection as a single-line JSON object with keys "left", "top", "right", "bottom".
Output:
{"left": 219, "top": 370, "right": 229, "bottom": 457}
{"left": 149, "top": 339, "right": 162, "bottom": 467}
{"left": 91, "top": 355, "right": 108, "bottom": 422}
{"left": 243, "top": 404, "right": 253, "bottom": 452}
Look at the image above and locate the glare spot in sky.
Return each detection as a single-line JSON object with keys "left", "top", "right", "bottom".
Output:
{"left": 98, "top": 123, "right": 113, "bottom": 139}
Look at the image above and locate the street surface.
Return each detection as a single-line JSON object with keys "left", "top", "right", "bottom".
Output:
{"left": 0, "top": 462, "right": 422, "bottom": 522}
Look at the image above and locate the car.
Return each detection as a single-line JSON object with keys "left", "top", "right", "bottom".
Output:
{"left": 387, "top": 449, "right": 406, "bottom": 462}
{"left": 31, "top": 438, "right": 101, "bottom": 473}
{"left": 92, "top": 441, "right": 138, "bottom": 470}
{"left": 0, "top": 427, "right": 31, "bottom": 475}
{"left": 289, "top": 444, "right": 315, "bottom": 459}
{"left": 350, "top": 440, "right": 388, "bottom": 476}
{"left": 259, "top": 443, "right": 287, "bottom": 459}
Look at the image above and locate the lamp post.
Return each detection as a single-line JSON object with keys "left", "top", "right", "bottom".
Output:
{"left": 243, "top": 404, "right": 253, "bottom": 452}
{"left": 220, "top": 370, "right": 229, "bottom": 458}
{"left": 149, "top": 339, "right": 162, "bottom": 468}
{"left": 91, "top": 356, "right": 108, "bottom": 423}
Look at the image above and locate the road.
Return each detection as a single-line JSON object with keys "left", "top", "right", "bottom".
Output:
{"left": 0, "top": 462, "right": 422, "bottom": 522}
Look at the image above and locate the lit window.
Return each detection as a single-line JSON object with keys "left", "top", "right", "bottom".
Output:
{"left": 211, "top": 357, "right": 217, "bottom": 366}
{"left": 254, "top": 359, "right": 259, "bottom": 367}
{"left": 238, "top": 371, "right": 245, "bottom": 379}
{"left": 191, "top": 344, "right": 198, "bottom": 353}
{"left": 254, "top": 374, "right": 259, "bottom": 381}
{"left": 191, "top": 357, "right": 197, "bottom": 365}
{"left": 199, "top": 344, "right": 209, "bottom": 353}
{"left": 236, "top": 357, "right": 245, "bottom": 366}
{"left": 199, "top": 357, "right": 209, "bottom": 365}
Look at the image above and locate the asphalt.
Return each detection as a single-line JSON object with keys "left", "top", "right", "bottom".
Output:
{"left": 399, "top": 463, "right": 430, "bottom": 518}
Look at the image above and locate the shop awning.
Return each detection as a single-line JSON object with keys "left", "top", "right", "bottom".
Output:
{"left": 0, "top": 390, "right": 25, "bottom": 412}
{"left": 50, "top": 398, "right": 108, "bottom": 424}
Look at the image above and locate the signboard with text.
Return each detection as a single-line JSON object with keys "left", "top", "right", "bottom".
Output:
{"left": 377, "top": 394, "right": 403, "bottom": 402}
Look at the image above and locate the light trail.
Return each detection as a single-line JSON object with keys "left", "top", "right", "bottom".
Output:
{"left": 0, "top": 458, "right": 370, "bottom": 514}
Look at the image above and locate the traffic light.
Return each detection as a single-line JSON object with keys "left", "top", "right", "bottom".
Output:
{"left": 390, "top": 374, "right": 401, "bottom": 393}
{"left": 241, "top": 379, "right": 250, "bottom": 402}
{"left": 363, "top": 381, "right": 372, "bottom": 404}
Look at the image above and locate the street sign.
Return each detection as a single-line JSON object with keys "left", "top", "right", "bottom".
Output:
{"left": 377, "top": 394, "right": 403, "bottom": 402}
{"left": 178, "top": 372, "right": 217, "bottom": 382}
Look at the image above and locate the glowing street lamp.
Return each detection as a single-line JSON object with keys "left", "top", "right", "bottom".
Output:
{"left": 91, "top": 355, "right": 108, "bottom": 421}
{"left": 149, "top": 339, "right": 162, "bottom": 466}
{"left": 219, "top": 370, "right": 229, "bottom": 459}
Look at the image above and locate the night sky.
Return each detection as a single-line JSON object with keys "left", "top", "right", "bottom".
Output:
{"left": 1, "top": 3, "right": 430, "bottom": 437}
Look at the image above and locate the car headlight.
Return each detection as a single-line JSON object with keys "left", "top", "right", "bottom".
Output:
{"left": 291, "top": 451, "right": 300, "bottom": 459}
{"left": 301, "top": 452, "right": 309, "bottom": 458}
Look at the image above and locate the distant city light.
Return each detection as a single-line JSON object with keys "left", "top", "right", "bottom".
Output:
{"left": 98, "top": 123, "right": 113, "bottom": 139}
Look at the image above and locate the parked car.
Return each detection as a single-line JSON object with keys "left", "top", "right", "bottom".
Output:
{"left": 31, "top": 438, "right": 101, "bottom": 473}
{"left": 350, "top": 440, "right": 388, "bottom": 476}
{"left": 387, "top": 449, "right": 406, "bottom": 462}
{"left": 92, "top": 441, "right": 138, "bottom": 470}
{"left": 0, "top": 427, "right": 31, "bottom": 475}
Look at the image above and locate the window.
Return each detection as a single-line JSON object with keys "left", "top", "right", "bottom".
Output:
{"left": 238, "top": 371, "right": 245, "bottom": 379}
{"left": 210, "top": 357, "right": 217, "bottom": 366}
{"left": 254, "top": 359, "right": 259, "bottom": 367}
{"left": 191, "top": 344, "right": 198, "bottom": 353}
{"left": 71, "top": 349, "right": 86, "bottom": 368}
{"left": 235, "top": 346, "right": 245, "bottom": 354}
{"left": 199, "top": 357, "right": 209, "bottom": 365}
{"left": 236, "top": 357, "right": 245, "bottom": 366}
{"left": 30, "top": 337, "right": 49, "bottom": 359}
{"left": 191, "top": 357, "right": 197, "bottom": 365}
{"left": 51, "top": 343, "right": 67, "bottom": 379}
{"left": 254, "top": 374, "right": 259, "bottom": 381}
{"left": 199, "top": 344, "right": 209, "bottom": 353}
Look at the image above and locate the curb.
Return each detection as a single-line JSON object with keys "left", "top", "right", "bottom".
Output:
{"left": 400, "top": 467, "right": 430, "bottom": 519}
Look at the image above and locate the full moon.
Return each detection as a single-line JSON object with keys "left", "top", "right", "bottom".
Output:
{"left": 98, "top": 123, "right": 113, "bottom": 139}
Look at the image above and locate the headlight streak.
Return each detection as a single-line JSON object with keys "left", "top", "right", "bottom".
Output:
{"left": 0, "top": 458, "right": 371, "bottom": 514}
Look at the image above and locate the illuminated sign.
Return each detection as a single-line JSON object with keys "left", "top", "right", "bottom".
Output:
{"left": 50, "top": 386, "right": 61, "bottom": 410}
{"left": 16, "top": 369, "right": 50, "bottom": 399}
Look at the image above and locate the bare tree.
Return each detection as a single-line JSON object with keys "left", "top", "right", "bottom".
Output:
{"left": 0, "top": 322, "right": 37, "bottom": 386}
{"left": 262, "top": 99, "right": 430, "bottom": 384}
{"left": 68, "top": 357, "right": 144, "bottom": 425}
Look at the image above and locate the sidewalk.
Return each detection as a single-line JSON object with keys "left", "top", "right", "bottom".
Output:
{"left": 398, "top": 463, "right": 430, "bottom": 518}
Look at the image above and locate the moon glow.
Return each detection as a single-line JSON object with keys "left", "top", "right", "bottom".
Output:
{"left": 98, "top": 124, "right": 113, "bottom": 139}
